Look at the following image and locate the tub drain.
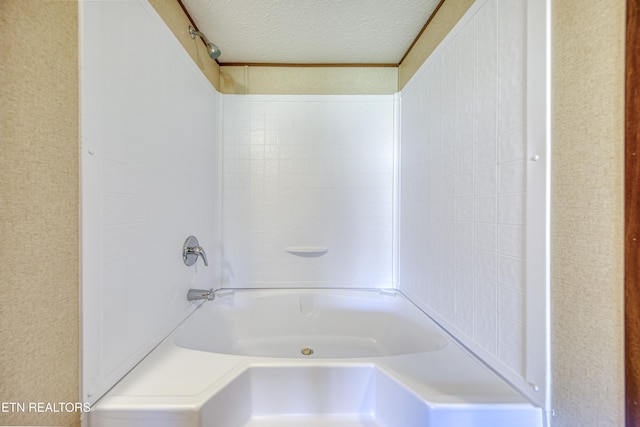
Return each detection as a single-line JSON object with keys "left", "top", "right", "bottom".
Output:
{"left": 301, "top": 347, "right": 314, "bottom": 356}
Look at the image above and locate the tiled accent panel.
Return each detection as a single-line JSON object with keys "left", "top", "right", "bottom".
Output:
{"left": 399, "top": 0, "right": 527, "bottom": 377}
{"left": 222, "top": 95, "right": 395, "bottom": 288}
{"left": 81, "top": 0, "right": 222, "bottom": 404}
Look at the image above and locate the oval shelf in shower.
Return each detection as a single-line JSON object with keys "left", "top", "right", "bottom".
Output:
{"left": 285, "top": 247, "right": 329, "bottom": 258}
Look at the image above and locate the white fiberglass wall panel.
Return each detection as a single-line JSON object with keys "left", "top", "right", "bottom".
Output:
{"left": 222, "top": 95, "right": 396, "bottom": 288}
{"left": 81, "top": 0, "right": 223, "bottom": 404}
{"left": 399, "top": 0, "right": 549, "bottom": 410}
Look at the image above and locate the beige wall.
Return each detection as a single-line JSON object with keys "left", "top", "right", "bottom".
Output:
{"left": 220, "top": 65, "right": 398, "bottom": 95}
{"left": 0, "top": 1, "right": 80, "bottom": 427}
{"left": 550, "top": 0, "right": 625, "bottom": 425}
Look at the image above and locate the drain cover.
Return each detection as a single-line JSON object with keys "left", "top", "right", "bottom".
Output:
{"left": 301, "top": 347, "right": 314, "bottom": 356}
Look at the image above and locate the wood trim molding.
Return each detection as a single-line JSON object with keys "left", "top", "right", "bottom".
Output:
{"left": 398, "top": 0, "right": 446, "bottom": 65}
{"left": 218, "top": 62, "right": 397, "bottom": 68}
{"left": 626, "top": 0, "right": 640, "bottom": 425}
{"left": 176, "top": 0, "right": 198, "bottom": 30}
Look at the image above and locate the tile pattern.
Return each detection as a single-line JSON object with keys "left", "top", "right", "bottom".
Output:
{"left": 222, "top": 96, "right": 395, "bottom": 288}
{"left": 399, "top": 0, "right": 527, "bottom": 376}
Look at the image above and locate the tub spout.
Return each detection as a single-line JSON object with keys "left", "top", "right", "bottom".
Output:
{"left": 187, "top": 288, "right": 215, "bottom": 302}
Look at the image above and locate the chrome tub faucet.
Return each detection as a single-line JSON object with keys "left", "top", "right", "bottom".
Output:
{"left": 187, "top": 288, "right": 215, "bottom": 302}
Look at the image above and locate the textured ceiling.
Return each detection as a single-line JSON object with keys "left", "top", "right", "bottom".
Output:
{"left": 180, "top": 0, "right": 442, "bottom": 64}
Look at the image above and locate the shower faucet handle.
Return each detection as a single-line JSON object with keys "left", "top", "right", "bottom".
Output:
{"left": 183, "top": 235, "right": 208, "bottom": 267}
{"left": 192, "top": 245, "right": 208, "bottom": 266}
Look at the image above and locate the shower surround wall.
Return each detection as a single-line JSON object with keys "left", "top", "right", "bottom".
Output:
{"left": 81, "top": 0, "right": 549, "bottom": 413}
{"left": 399, "top": 0, "right": 548, "bottom": 409}
{"left": 221, "top": 96, "right": 396, "bottom": 288}
{"left": 81, "top": 0, "right": 223, "bottom": 404}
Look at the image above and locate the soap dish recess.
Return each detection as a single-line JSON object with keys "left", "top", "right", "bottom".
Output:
{"left": 285, "top": 247, "right": 329, "bottom": 257}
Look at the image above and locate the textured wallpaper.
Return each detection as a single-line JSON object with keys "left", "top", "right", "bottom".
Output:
{"left": 550, "top": 0, "right": 625, "bottom": 425}
{"left": 0, "top": 1, "right": 80, "bottom": 426}
{"left": 220, "top": 66, "right": 398, "bottom": 95}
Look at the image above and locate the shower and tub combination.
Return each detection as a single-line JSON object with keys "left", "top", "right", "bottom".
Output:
{"left": 89, "top": 239, "right": 541, "bottom": 424}
{"left": 90, "top": 236, "right": 543, "bottom": 424}
{"left": 82, "top": 0, "right": 550, "bottom": 425}
{"left": 89, "top": 288, "right": 543, "bottom": 426}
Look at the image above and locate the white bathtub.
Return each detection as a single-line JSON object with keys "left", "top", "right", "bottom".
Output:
{"left": 90, "top": 289, "right": 543, "bottom": 427}
{"left": 174, "top": 289, "right": 448, "bottom": 358}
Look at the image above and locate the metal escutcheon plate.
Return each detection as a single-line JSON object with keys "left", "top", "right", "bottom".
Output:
{"left": 183, "top": 235, "right": 199, "bottom": 266}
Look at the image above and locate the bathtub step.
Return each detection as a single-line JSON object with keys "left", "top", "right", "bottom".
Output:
{"left": 244, "top": 414, "right": 383, "bottom": 427}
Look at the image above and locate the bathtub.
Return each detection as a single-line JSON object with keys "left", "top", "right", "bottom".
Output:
{"left": 90, "top": 288, "right": 543, "bottom": 427}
